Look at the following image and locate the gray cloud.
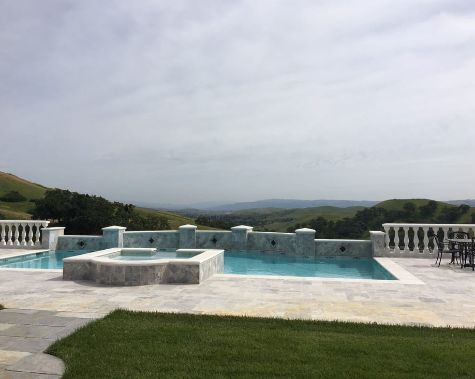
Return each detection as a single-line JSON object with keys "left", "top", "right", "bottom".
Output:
{"left": 1, "top": 0, "right": 475, "bottom": 204}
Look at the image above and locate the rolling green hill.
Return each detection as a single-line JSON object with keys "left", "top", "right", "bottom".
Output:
{"left": 375, "top": 198, "right": 448, "bottom": 211}
{"left": 0, "top": 172, "right": 47, "bottom": 219}
{"left": 0, "top": 171, "right": 212, "bottom": 229}
{"left": 374, "top": 198, "right": 475, "bottom": 223}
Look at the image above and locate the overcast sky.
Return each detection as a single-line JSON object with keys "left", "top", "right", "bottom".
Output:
{"left": 1, "top": 0, "right": 475, "bottom": 206}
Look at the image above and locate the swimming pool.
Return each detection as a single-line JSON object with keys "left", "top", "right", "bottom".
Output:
{"left": 0, "top": 249, "right": 395, "bottom": 280}
{"left": 0, "top": 250, "right": 92, "bottom": 269}
{"left": 224, "top": 250, "right": 395, "bottom": 280}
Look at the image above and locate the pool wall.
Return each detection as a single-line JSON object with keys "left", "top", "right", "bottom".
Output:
{"left": 53, "top": 224, "right": 373, "bottom": 258}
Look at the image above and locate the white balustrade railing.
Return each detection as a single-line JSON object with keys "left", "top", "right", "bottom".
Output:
{"left": 382, "top": 223, "right": 475, "bottom": 254}
{"left": 0, "top": 220, "right": 50, "bottom": 248}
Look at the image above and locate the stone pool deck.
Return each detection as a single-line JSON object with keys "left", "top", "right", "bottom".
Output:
{"left": 0, "top": 257, "right": 474, "bottom": 327}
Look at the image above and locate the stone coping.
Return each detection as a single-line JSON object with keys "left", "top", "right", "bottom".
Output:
{"left": 0, "top": 249, "right": 49, "bottom": 260}
{"left": 63, "top": 248, "right": 223, "bottom": 266}
{"left": 374, "top": 258, "right": 424, "bottom": 284}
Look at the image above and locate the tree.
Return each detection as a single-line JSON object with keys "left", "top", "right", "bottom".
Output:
{"left": 33, "top": 189, "right": 170, "bottom": 234}
{"left": 0, "top": 191, "right": 27, "bottom": 202}
{"left": 419, "top": 200, "right": 438, "bottom": 218}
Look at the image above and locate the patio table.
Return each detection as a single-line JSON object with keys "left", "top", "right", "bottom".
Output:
{"left": 447, "top": 238, "right": 474, "bottom": 270}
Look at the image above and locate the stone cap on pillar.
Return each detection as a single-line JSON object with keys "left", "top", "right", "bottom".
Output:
{"left": 42, "top": 227, "right": 65, "bottom": 231}
{"left": 295, "top": 228, "right": 316, "bottom": 235}
{"left": 179, "top": 224, "right": 197, "bottom": 230}
{"left": 231, "top": 225, "right": 253, "bottom": 231}
{"left": 102, "top": 226, "right": 127, "bottom": 231}
{"left": 369, "top": 231, "right": 385, "bottom": 235}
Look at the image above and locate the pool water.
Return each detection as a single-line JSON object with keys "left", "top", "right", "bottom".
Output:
{"left": 224, "top": 250, "right": 395, "bottom": 280}
{"left": 0, "top": 250, "right": 92, "bottom": 269}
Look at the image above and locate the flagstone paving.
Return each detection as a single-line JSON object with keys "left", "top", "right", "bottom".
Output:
{"left": 0, "top": 257, "right": 474, "bottom": 377}
{"left": 0, "top": 309, "right": 92, "bottom": 378}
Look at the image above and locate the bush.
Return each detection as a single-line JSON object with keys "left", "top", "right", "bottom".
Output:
{"left": 0, "top": 190, "right": 27, "bottom": 202}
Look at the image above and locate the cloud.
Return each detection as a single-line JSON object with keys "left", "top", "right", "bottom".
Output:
{"left": 1, "top": 0, "right": 475, "bottom": 204}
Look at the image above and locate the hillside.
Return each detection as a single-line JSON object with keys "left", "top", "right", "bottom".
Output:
{"left": 374, "top": 198, "right": 475, "bottom": 223}
{"left": 0, "top": 171, "right": 210, "bottom": 229}
{"left": 0, "top": 172, "right": 47, "bottom": 219}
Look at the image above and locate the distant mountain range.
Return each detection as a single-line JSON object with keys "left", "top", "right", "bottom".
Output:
{"left": 204, "top": 199, "right": 379, "bottom": 212}
{"left": 149, "top": 198, "right": 475, "bottom": 212}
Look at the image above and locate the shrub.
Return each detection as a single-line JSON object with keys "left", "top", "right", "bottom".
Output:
{"left": 0, "top": 190, "right": 27, "bottom": 202}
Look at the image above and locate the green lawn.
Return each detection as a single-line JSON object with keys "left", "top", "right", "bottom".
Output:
{"left": 48, "top": 310, "right": 475, "bottom": 379}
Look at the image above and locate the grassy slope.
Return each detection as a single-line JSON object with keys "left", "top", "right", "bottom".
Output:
{"left": 48, "top": 310, "right": 475, "bottom": 379}
{"left": 0, "top": 172, "right": 47, "bottom": 219}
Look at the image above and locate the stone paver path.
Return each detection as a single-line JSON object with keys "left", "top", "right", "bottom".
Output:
{"left": 0, "top": 309, "right": 92, "bottom": 378}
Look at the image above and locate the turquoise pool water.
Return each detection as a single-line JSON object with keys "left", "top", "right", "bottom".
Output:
{"left": 0, "top": 249, "right": 395, "bottom": 280}
{"left": 224, "top": 250, "right": 395, "bottom": 280}
{"left": 0, "top": 250, "right": 92, "bottom": 269}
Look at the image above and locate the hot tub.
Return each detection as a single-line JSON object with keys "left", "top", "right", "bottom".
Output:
{"left": 63, "top": 248, "right": 224, "bottom": 286}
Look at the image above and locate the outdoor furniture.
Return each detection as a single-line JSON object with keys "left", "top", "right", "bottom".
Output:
{"left": 448, "top": 236, "right": 474, "bottom": 270}
{"left": 432, "top": 235, "right": 462, "bottom": 267}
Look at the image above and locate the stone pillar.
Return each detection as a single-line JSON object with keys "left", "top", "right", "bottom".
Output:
{"left": 370, "top": 231, "right": 386, "bottom": 257}
{"left": 231, "top": 225, "right": 253, "bottom": 250}
{"left": 179, "top": 224, "right": 197, "bottom": 248}
{"left": 41, "top": 227, "right": 65, "bottom": 250}
{"left": 102, "top": 226, "right": 127, "bottom": 248}
{"left": 295, "top": 228, "right": 316, "bottom": 257}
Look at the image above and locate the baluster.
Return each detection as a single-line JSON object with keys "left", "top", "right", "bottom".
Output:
{"left": 7, "top": 223, "right": 13, "bottom": 246}
{"left": 13, "top": 223, "right": 20, "bottom": 246}
{"left": 0, "top": 224, "right": 5, "bottom": 245}
{"left": 21, "top": 223, "right": 27, "bottom": 246}
{"left": 383, "top": 225, "right": 390, "bottom": 251}
{"left": 28, "top": 223, "right": 34, "bottom": 247}
{"left": 422, "top": 227, "right": 430, "bottom": 253}
{"left": 413, "top": 226, "right": 420, "bottom": 253}
{"left": 33, "top": 224, "right": 39, "bottom": 246}
{"left": 403, "top": 226, "right": 409, "bottom": 253}
{"left": 442, "top": 226, "right": 450, "bottom": 241}
{"left": 394, "top": 226, "right": 401, "bottom": 253}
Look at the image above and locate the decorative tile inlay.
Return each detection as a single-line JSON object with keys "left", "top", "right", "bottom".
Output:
{"left": 211, "top": 236, "right": 218, "bottom": 244}
{"left": 77, "top": 240, "right": 86, "bottom": 249}
{"left": 148, "top": 237, "right": 155, "bottom": 244}
{"left": 271, "top": 240, "right": 276, "bottom": 247}
{"left": 340, "top": 246, "right": 346, "bottom": 252}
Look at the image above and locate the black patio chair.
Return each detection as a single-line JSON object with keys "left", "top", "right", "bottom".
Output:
{"left": 431, "top": 234, "right": 462, "bottom": 267}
